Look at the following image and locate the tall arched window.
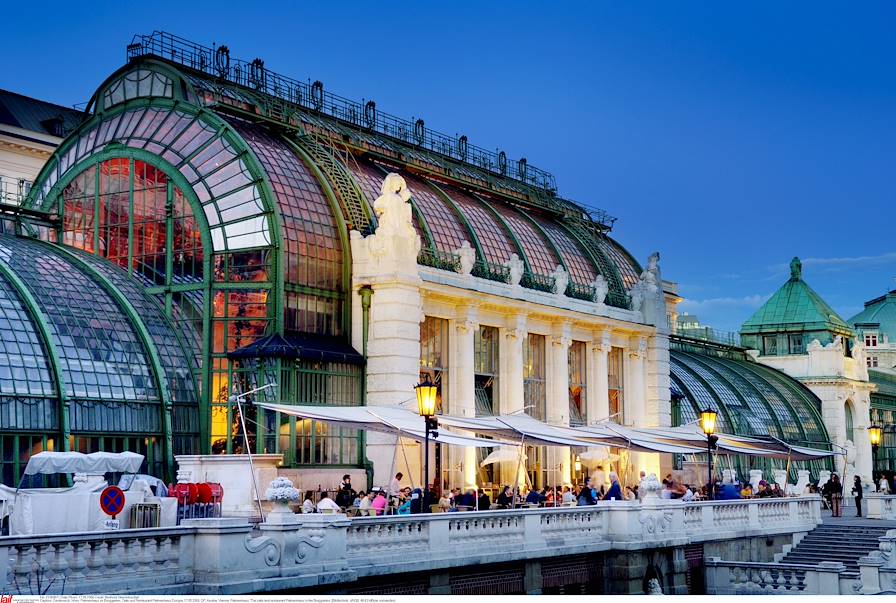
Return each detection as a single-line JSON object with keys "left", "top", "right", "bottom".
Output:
{"left": 845, "top": 401, "right": 855, "bottom": 443}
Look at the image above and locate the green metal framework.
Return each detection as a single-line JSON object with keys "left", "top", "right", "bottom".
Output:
{"left": 669, "top": 336, "right": 833, "bottom": 481}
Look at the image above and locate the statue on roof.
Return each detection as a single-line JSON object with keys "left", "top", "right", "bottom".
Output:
{"left": 351, "top": 172, "right": 421, "bottom": 275}
{"left": 790, "top": 257, "right": 802, "bottom": 280}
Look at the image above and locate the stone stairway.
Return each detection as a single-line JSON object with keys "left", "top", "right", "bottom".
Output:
{"left": 780, "top": 522, "right": 889, "bottom": 573}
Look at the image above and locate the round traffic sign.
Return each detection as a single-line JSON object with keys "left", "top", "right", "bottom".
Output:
{"left": 100, "top": 485, "right": 125, "bottom": 517}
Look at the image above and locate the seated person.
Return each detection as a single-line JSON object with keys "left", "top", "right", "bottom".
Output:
{"left": 561, "top": 486, "right": 576, "bottom": 504}
{"left": 455, "top": 488, "right": 476, "bottom": 509}
{"left": 316, "top": 492, "right": 341, "bottom": 512}
{"left": 525, "top": 488, "right": 544, "bottom": 505}
{"left": 438, "top": 491, "right": 451, "bottom": 512}
{"left": 740, "top": 483, "right": 754, "bottom": 498}
{"left": 302, "top": 491, "right": 315, "bottom": 514}
{"left": 358, "top": 491, "right": 373, "bottom": 515}
{"left": 496, "top": 486, "right": 514, "bottom": 509}
{"left": 477, "top": 490, "right": 491, "bottom": 511}
{"left": 370, "top": 489, "right": 388, "bottom": 515}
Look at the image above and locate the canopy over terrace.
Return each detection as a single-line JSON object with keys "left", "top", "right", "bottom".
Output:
{"left": 254, "top": 402, "right": 503, "bottom": 448}
{"left": 621, "top": 424, "right": 836, "bottom": 462}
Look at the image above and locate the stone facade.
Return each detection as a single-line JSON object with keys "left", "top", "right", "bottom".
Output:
{"left": 349, "top": 172, "right": 673, "bottom": 489}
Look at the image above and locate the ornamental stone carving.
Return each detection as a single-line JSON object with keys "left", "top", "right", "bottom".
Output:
{"left": 456, "top": 241, "right": 476, "bottom": 276}
{"left": 639, "top": 473, "right": 662, "bottom": 499}
{"left": 352, "top": 173, "right": 421, "bottom": 277}
{"left": 504, "top": 253, "right": 524, "bottom": 286}
{"left": 551, "top": 265, "right": 568, "bottom": 297}
{"left": 592, "top": 275, "right": 608, "bottom": 305}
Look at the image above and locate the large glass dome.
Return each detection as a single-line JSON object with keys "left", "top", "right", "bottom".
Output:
{"left": 0, "top": 233, "right": 198, "bottom": 482}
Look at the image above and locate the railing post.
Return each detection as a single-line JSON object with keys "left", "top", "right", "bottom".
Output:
{"left": 748, "top": 501, "right": 761, "bottom": 529}
{"left": 867, "top": 493, "right": 885, "bottom": 519}
{"left": 428, "top": 515, "right": 450, "bottom": 551}
{"left": 701, "top": 502, "right": 714, "bottom": 530}
{"left": 815, "top": 561, "right": 845, "bottom": 595}
{"left": 703, "top": 557, "right": 729, "bottom": 594}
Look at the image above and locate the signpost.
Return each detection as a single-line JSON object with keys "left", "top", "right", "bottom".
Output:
{"left": 100, "top": 485, "right": 125, "bottom": 529}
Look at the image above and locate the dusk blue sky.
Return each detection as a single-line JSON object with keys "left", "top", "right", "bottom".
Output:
{"left": 2, "top": 2, "right": 894, "bottom": 332}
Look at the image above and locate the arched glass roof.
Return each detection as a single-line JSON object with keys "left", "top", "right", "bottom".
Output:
{"left": 28, "top": 102, "right": 272, "bottom": 253}
{"left": 670, "top": 348, "right": 828, "bottom": 446}
{"left": 0, "top": 233, "right": 199, "bottom": 435}
{"left": 225, "top": 117, "right": 344, "bottom": 292}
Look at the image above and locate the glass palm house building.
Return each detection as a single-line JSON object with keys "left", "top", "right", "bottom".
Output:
{"left": 0, "top": 32, "right": 833, "bottom": 486}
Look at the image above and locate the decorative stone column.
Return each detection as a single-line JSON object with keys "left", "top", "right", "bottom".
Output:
{"left": 547, "top": 322, "right": 572, "bottom": 486}
{"left": 588, "top": 331, "right": 611, "bottom": 424}
{"left": 625, "top": 336, "right": 648, "bottom": 428}
{"left": 449, "top": 306, "right": 479, "bottom": 489}
{"left": 499, "top": 313, "right": 527, "bottom": 485}
{"left": 350, "top": 173, "right": 424, "bottom": 488}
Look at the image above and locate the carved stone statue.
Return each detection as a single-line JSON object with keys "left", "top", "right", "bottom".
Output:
{"left": 647, "top": 578, "right": 664, "bottom": 595}
{"left": 852, "top": 338, "right": 866, "bottom": 368}
{"left": 364, "top": 173, "right": 421, "bottom": 269}
{"left": 790, "top": 256, "right": 802, "bottom": 280}
{"left": 630, "top": 283, "right": 644, "bottom": 314}
{"left": 373, "top": 173, "right": 413, "bottom": 235}
{"left": 504, "top": 254, "right": 524, "bottom": 286}
{"left": 551, "top": 265, "right": 569, "bottom": 297}
{"left": 592, "top": 275, "right": 608, "bottom": 304}
{"left": 456, "top": 241, "right": 476, "bottom": 276}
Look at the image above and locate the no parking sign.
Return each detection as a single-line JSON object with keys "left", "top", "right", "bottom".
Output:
{"left": 100, "top": 485, "right": 125, "bottom": 529}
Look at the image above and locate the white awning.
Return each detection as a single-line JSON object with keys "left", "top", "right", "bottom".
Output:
{"left": 24, "top": 451, "right": 145, "bottom": 476}
{"left": 619, "top": 424, "right": 836, "bottom": 460}
{"left": 254, "top": 402, "right": 506, "bottom": 448}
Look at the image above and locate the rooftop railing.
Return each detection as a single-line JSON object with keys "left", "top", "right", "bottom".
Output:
{"left": 127, "top": 31, "right": 557, "bottom": 193}
{"left": 0, "top": 176, "right": 31, "bottom": 207}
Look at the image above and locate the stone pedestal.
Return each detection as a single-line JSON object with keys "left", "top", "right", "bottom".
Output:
{"left": 176, "top": 454, "right": 282, "bottom": 517}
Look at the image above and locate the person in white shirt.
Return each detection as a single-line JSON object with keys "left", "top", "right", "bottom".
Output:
{"left": 316, "top": 492, "right": 341, "bottom": 512}
{"left": 359, "top": 492, "right": 373, "bottom": 515}
{"left": 301, "top": 491, "right": 315, "bottom": 513}
{"left": 388, "top": 472, "right": 403, "bottom": 497}
{"left": 682, "top": 487, "right": 694, "bottom": 501}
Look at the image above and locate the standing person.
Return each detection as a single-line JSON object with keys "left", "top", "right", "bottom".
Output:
{"left": 853, "top": 476, "right": 864, "bottom": 518}
{"left": 388, "top": 472, "right": 403, "bottom": 497}
{"left": 829, "top": 474, "right": 843, "bottom": 517}
{"left": 603, "top": 472, "right": 622, "bottom": 501}
{"left": 578, "top": 478, "right": 597, "bottom": 506}
{"left": 334, "top": 474, "right": 356, "bottom": 508}
{"left": 879, "top": 474, "right": 889, "bottom": 494}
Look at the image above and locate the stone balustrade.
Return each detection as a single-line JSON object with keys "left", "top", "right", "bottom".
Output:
{"left": 0, "top": 496, "right": 822, "bottom": 595}
{"left": 705, "top": 559, "right": 846, "bottom": 595}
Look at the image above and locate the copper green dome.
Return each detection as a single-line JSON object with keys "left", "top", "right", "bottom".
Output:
{"left": 741, "top": 257, "right": 852, "bottom": 336}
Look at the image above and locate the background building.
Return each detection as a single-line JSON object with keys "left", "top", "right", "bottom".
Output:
{"left": 0, "top": 89, "right": 84, "bottom": 206}
{"left": 740, "top": 257, "right": 874, "bottom": 482}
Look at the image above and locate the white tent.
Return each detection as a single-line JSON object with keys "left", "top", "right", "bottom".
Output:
{"left": 23, "top": 451, "right": 145, "bottom": 476}
{"left": 480, "top": 448, "right": 527, "bottom": 467}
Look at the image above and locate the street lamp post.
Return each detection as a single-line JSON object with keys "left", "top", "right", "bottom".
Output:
{"left": 415, "top": 375, "right": 438, "bottom": 511}
{"left": 700, "top": 408, "right": 719, "bottom": 500}
{"left": 870, "top": 424, "right": 883, "bottom": 476}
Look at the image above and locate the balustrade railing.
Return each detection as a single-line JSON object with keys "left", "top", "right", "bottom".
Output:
{"left": 471, "top": 259, "right": 510, "bottom": 283}
{"left": 0, "top": 497, "right": 824, "bottom": 595}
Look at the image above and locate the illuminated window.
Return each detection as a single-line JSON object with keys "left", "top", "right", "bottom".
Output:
{"left": 569, "top": 341, "right": 587, "bottom": 426}
{"left": 524, "top": 334, "right": 546, "bottom": 420}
